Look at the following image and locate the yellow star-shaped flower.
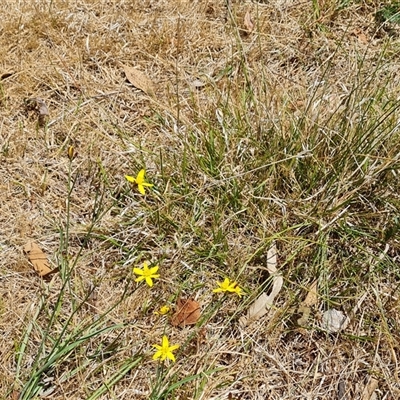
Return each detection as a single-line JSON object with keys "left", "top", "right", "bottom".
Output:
{"left": 213, "top": 277, "right": 244, "bottom": 297}
{"left": 133, "top": 262, "right": 160, "bottom": 287}
{"left": 154, "top": 305, "right": 170, "bottom": 315}
{"left": 125, "top": 169, "right": 153, "bottom": 194}
{"left": 152, "top": 335, "right": 180, "bottom": 362}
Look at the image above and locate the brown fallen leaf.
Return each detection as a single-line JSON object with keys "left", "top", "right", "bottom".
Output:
{"left": 243, "top": 11, "right": 254, "bottom": 33}
{"left": 123, "top": 65, "right": 155, "bottom": 96}
{"left": 171, "top": 298, "right": 201, "bottom": 327}
{"left": 353, "top": 28, "right": 369, "bottom": 44}
{"left": 24, "top": 241, "right": 57, "bottom": 278}
{"left": 10, "top": 390, "right": 20, "bottom": 400}
{"left": 297, "top": 280, "right": 318, "bottom": 327}
{"left": 302, "top": 280, "right": 318, "bottom": 307}
{"left": 239, "top": 243, "right": 283, "bottom": 327}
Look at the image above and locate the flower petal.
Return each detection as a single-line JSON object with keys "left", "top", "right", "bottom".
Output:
{"left": 166, "top": 352, "right": 176, "bottom": 362}
{"left": 234, "top": 287, "right": 244, "bottom": 297}
{"left": 153, "top": 350, "right": 162, "bottom": 360}
{"left": 226, "top": 282, "right": 238, "bottom": 292}
{"left": 133, "top": 268, "right": 144, "bottom": 276}
{"left": 149, "top": 265, "right": 159, "bottom": 274}
{"left": 145, "top": 277, "right": 154, "bottom": 287}
{"left": 136, "top": 169, "right": 145, "bottom": 184}
{"left": 138, "top": 184, "right": 146, "bottom": 195}
{"left": 154, "top": 306, "right": 170, "bottom": 315}
{"left": 125, "top": 175, "right": 136, "bottom": 183}
{"left": 221, "top": 278, "right": 231, "bottom": 289}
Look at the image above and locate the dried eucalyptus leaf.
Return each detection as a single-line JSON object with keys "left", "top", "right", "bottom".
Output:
{"left": 240, "top": 244, "right": 283, "bottom": 327}
{"left": 123, "top": 65, "right": 155, "bottom": 96}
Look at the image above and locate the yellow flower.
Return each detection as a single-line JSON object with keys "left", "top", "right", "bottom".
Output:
{"left": 125, "top": 169, "right": 153, "bottom": 194}
{"left": 154, "top": 305, "right": 170, "bottom": 315}
{"left": 213, "top": 277, "right": 236, "bottom": 293}
{"left": 152, "top": 335, "right": 180, "bottom": 362}
{"left": 232, "top": 285, "right": 244, "bottom": 298}
{"left": 213, "top": 277, "right": 244, "bottom": 297}
{"left": 133, "top": 262, "right": 160, "bottom": 287}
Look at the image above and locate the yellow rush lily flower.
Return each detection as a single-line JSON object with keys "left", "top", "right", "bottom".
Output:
{"left": 133, "top": 262, "right": 160, "bottom": 287}
{"left": 213, "top": 277, "right": 244, "bottom": 297}
{"left": 152, "top": 335, "right": 180, "bottom": 362}
{"left": 125, "top": 169, "right": 153, "bottom": 194}
{"left": 154, "top": 305, "right": 170, "bottom": 315}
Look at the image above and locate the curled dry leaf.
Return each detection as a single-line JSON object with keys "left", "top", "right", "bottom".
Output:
{"left": 239, "top": 244, "right": 283, "bottom": 327}
{"left": 243, "top": 11, "right": 254, "bottom": 33}
{"left": 297, "top": 280, "right": 318, "bottom": 327}
{"left": 302, "top": 280, "right": 318, "bottom": 307}
{"left": 171, "top": 298, "right": 201, "bottom": 328}
{"left": 123, "top": 65, "right": 155, "bottom": 96}
{"left": 23, "top": 241, "right": 57, "bottom": 278}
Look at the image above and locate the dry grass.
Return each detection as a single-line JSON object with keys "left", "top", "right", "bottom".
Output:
{"left": 1, "top": 0, "right": 400, "bottom": 399}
